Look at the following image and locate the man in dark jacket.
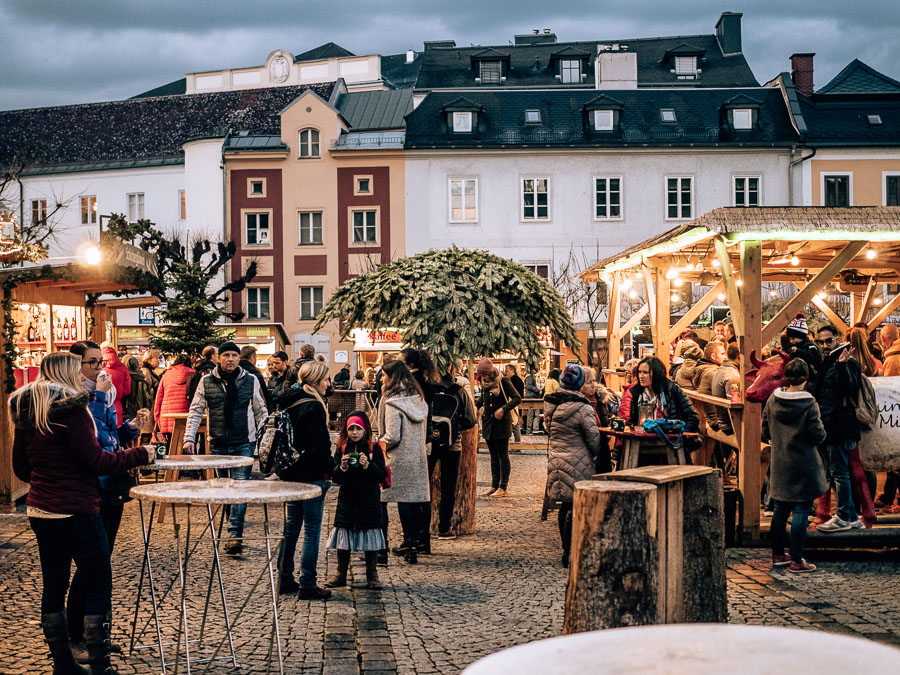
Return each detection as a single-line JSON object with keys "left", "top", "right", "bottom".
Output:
{"left": 334, "top": 363, "right": 351, "bottom": 389}
{"left": 186, "top": 345, "right": 217, "bottom": 403}
{"left": 267, "top": 351, "right": 297, "bottom": 399}
{"left": 693, "top": 341, "right": 725, "bottom": 430}
{"left": 785, "top": 313, "right": 822, "bottom": 392}
{"left": 184, "top": 342, "right": 267, "bottom": 553}
{"left": 813, "top": 325, "right": 863, "bottom": 533}
{"left": 240, "top": 345, "right": 272, "bottom": 410}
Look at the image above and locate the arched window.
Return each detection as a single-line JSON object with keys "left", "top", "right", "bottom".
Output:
{"left": 298, "top": 128, "right": 320, "bottom": 158}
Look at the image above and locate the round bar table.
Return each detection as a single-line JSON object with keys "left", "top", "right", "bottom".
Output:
{"left": 463, "top": 624, "right": 900, "bottom": 674}
{"left": 129, "top": 475, "right": 321, "bottom": 674}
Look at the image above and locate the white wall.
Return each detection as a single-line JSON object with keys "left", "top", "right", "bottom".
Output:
{"left": 405, "top": 148, "right": 791, "bottom": 271}
{"left": 183, "top": 138, "right": 225, "bottom": 241}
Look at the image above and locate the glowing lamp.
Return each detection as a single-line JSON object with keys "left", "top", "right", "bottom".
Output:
{"left": 717, "top": 293, "right": 726, "bottom": 302}
{"left": 628, "top": 290, "right": 638, "bottom": 299}
{"left": 665, "top": 267, "right": 679, "bottom": 280}
{"left": 866, "top": 249, "right": 877, "bottom": 259}
{"left": 86, "top": 246, "right": 102, "bottom": 266}
{"left": 712, "top": 259, "right": 721, "bottom": 268}
{"left": 790, "top": 256, "right": 799, "bottom": 266}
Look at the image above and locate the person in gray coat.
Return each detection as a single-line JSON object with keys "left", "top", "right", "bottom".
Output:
{"left": 544, "top": 364, "right": 602, "bottom": 568}
{"left": 378, "top": 360, "right": 429, "bottom": 564}
{"left": 761, "top": 359, "right": 828, "bottom": 573}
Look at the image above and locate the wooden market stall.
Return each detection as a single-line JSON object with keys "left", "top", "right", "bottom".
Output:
{"left": 0, "top": 257, "right": 156, "bottom": 510}
{"left": 580, "top": 206, "right": 900, "bottom": 542}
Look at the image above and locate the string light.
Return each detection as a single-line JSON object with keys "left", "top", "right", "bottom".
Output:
{"left": 665, "top": 267, "right": 679, "bottom": 280}
{"left": 769, "top": 290, "right": 777, "bottom": 298}
{"left": 621, "top": 278, "right": 632, "bottom": 290}
{"left": 628, "top": 290, "right": 638, "bottom": 299}
{"left": 866, "top": 249, "right": 877, "bottom": 259}
{"left": 874, "top": 297, "right": 883, "bottom": 306}
{"left": 712, "top": 259, "right": 721, "bottom": 268}
{"left": 790, "top": 256, "right": 799, "bottom": 266}
{"left": 735, "top": 279, "right": 743, "bottom": 287}
{"left": 671, "top": 293, "right": 680, "bottom": 302}
{"left": 717, "top": 293, "right": 726, "bottom": 302}
{"left": 672, "top": 277, "right": 683, "bottom": 287}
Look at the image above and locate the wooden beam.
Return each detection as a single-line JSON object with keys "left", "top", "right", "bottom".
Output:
{"left": 714, "top": 236, "right": 743, "bottom": 337}
{"left": 641, "top": 266, "right": 657, "bottom": 335}
{"left": 739, "top": 240, "right": 762, "bottom": 543}
{"left": 792, "top": 281, "right": 850, "bottom": 335}
{"left": 761, "top": 241, "right": 866, "bottom": 345}
{"left": 669, "top": 281, "right": 725, "bottom": 339}
{"left": 655, "top": 270, "right": 671, "bottom": 367}
{"left": 867, "top": 292, "right": 900, "bottom": 330}
{"left": 856, "top": 277, "right": 879, "bottom": 324}
{"left": 606, "top": 273, "right": 621, "bottom": 383}
{"left": 620, "top": 304, "right": 649, "bottom": 335}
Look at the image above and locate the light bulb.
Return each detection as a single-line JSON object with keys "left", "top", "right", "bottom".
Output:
{"left": 665, "top": 267, "right": 678, "bottom": 280}
{"left": 874, "top": 297, "right": 883, "bottom": 306}
{"left": 621, "top": 278, "right": 632, "bottom": 291}
{"left": 628, "top": 290, "right": 638, "bottom": 299}
{"left": 769, "top": 290, "right": 777, "bottom": 298}
{"left": 790, "top": 256, "right": 799, "bottom": 266}
{"left": 866, "top": 249, "right": 877, "bottom": 259}
{"left": 815, "top": 292, "right": 826, "bottom": 300}
{"left": 86, "top": 246, "right": 102, "bottom": 266}
{"left": 717, "top": 293, "right": 726, "bottom": 302}
{"left": 712, "top": 259, "right": 721, "bottom": 268}
{"left": 672, "top": 277, "right": 683, "bottom": 287}
{"left": 735, "top": 279, "right": 743, "bottom": 287}
{"left": 671, "top": 293, "right": 680, "bottom": 302}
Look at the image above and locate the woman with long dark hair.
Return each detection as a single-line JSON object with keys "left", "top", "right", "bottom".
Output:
{"left": 628, "top": 356, "right": 700, "bottom": 435}
{"left": 12, "top": 352, "right": 149, "bottom": 674}
{"left": 378, "top": 360, "right": 430, "bottom": 564}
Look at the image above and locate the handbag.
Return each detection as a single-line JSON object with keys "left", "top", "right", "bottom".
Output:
{"left": 500, "top": 381, "right": 520, "bottom": 426}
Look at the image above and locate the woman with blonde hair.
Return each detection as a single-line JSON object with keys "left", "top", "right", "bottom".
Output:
{"left": 848, "top": 327, "right": 882, "bottom": 377}
{"left": 273, "top": 360, "right": 336, "bottom": 600}
{"left": 140, "top": 348, "right": 162, "bottom": 399}
{"left": 12, "top": 352, "right": 149, "bottom": 674}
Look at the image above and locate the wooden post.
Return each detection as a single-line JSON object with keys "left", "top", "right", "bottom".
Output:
{"left": 564, "top": 481, "right": 659, "bottom": 634}
{"left": 655, "top": 269, "right": 671, "bottom": 367}
{"left": 714, "top": 236, "right": 743, "bottom": 337}
{"left": 739, "top": 240, "right": 762, "bottom": 542}
{"left": 607, "top": 273, "right": 621, "bottom": 389}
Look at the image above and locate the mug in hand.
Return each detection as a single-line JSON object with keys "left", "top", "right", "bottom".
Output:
{"left": 347, "top": 452, "right": 360, "bottom": 467}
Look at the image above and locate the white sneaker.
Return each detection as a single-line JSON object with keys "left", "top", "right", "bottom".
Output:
{"left": 848, "top": 518, "right": 864, "bottom": 529}
{"left": 817, "top": 516, "right": 851, "bottom": 533}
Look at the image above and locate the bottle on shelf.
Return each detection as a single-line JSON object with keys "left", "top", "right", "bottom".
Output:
{"left": 40, "top": 323, "right": 47, "bottom": 341}
{"left": 63, "top": 318, "right": 69, "bottom": 341}
{"left": 27, "top": 323, "right": 35, "bottom": 342}
{"left": 56, "top": 318, "right": 63, "bottom": 340}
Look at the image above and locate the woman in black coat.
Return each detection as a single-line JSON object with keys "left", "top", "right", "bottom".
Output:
{"left": 628, "top": 356, "right": 701, "bottom": 453}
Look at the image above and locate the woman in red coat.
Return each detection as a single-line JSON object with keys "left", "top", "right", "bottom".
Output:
{"left": 153, "top": 354, "right": 195, "bottom": 442}
{"left": 100, "top": 344, "right": 131, "bottom": 426}
{"left": 12, "top": 352, "right": 149, "bottom": 673}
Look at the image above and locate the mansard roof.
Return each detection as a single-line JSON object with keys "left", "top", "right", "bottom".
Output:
{"left": 404, "top": 87, "right": 796, "bottom": 149}
{"left": 335, "top": 89, "right": 414, "bottom": 130}
{"left": 0, "top": 83, "right": 335, "bottom": 175}
{"left": 415, "top": 33, "right": 758, "bottom": 90}
{"left": 817, "top": 60, "right": 900, "bottom": 95}
{"left": 295, "top": 42, "right": 355, "bottom": 62}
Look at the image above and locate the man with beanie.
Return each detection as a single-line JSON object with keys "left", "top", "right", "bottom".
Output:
{"left": 476, "top": 358, "right": 521, "bottom": 497}
{"left": 184, "top": 341, "right": 267, "bottom": 554}
{"left": 786, "top": 313, "right": 822, "bottom": 391}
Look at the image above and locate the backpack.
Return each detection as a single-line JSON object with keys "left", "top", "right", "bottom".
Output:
{"left": 853, "top": 375, "right": 878, "bottom": 429}
{"left": 257, "top": 398, "right": 309, "bottom": 474}
{"left": 431, "top": 380, "right": 475, "bottom": 450}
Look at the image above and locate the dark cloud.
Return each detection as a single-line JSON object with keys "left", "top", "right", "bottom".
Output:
{"left": 1, "top": 1, "right": 898, "bottom": 110}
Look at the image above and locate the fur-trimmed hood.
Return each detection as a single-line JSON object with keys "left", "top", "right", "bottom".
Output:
{"left": 10, "top": 387, "right": 89, "bottom": 429}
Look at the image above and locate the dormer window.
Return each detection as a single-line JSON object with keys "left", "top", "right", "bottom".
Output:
{"left": 525, "top": 110, "right": 542, "bottom": 124}
{"left": 560, "top": 59, "right": 581, "bottom": 84}
{"left": 453, "top": 112, "right": 473, "bottom": 133}
{"left": 733, "top": 108, "right": 753, "bottom": 130}
{"left": 593, "top": 110, "right": 614, "bottom": 131}
{"left": 660, "top": 109, "right": 677, "bottom": 123}
{"left": 480, "top": 61, "right": 502, "bottom": 85}
{"left": 674, "top": 56, "right": 698, "bottom": 78}
{"left": 868, "top": 114, "right": 883, "bottom": 126}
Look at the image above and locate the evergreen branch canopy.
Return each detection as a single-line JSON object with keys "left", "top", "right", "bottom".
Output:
{"left": 314, "top": 246, "right": 580, "bottom": 371}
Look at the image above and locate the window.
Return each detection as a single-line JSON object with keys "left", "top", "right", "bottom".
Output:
{"left": 31, "top": 199, "right": 47, "bottom": 226}
{"left": 352, "top": 210, "right": 378, "bottom": 243}
{"left": 523, "top": 263, "right": 550, "bottom": 279}
{"left": 245, "top": 212, "right": 270, "bottom": 245}
{"left": 449, "top": 178, "right": 477, "bottom": 222}
{"left": 560, "top": 59, "right": 581, "bottom": 84}
{"left": 660, "top": 109, "right": 677, "bottom": 123}
{"left": 452, "top": 112, "right": 472, "bottom": 133}
{"left": 868, "top": 114, "right": 883, "bottom": 126}
{"left": 298, "top": 211, "right": 323, "bottom": 245}
{"left": 246, "top": 287, "right": 271, "bottom": 320}
{"left": 886, "top": 175, "right": 900, "bottom": 206}
{"left": 480, "top": 61, "right": 501, "bottom": 84}
{"left": 178, "top": 190, "right": 186, "bottom": 220}
{"left": 674, "top": 56, "right": 697, "bottom": 78}
{"left": 127, "top": 193, "right": 144, "bottom": 221}
{"left": 525, "top": 110, "right": 541, "bottom": 124}
{"left": 355, "top": 177, "right": 371, "bottom": 194}
{"left": 81, "top": 196, "right": 97, "bottom": 225}
{"left": 594, "top": 177, "right": 622, "bottom": 219}
{"left": 250, "top": 180, "right": 264, "bottom": 196}
{"left": 300, "top": 286, "right": 324, "bottom": 320}
{"left": 823, "top": 174, "right": 850, "bottom": 207}
{"left": 666, "top": 177, "right": 693, "bottom": 219}
{"left": 299, "top": 128, "right": 320, "bottom": 158}
{"left": 593, "top": 110, "right": 614, "bottom": 131}
{"left": 522, "top": 178, "right": 549, "bottom": 221}
{"left": 733, "top": 108, "right": 753, "bottom": 130}
{"left": 733, "top": 176, "right": 760, "bottom": 207}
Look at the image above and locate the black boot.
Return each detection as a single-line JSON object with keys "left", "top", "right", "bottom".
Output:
{"left": 84, "top": 614, "right": 117, "bottom": 675}
{"left": 41, "top": 613, "right": 89, "bottom": 675}
{"left": 325, "top": 549, "right": 350, "bottom": 588}
{"left": 403, "top": 545, "right": 418, "bottom": 565}
{"left": 391, "top": 539, "right": 414, "bottom": 556}
{"left": 418, "top": 530, "right": 432, "bottom": 555}
{"left": 364, "top": 551, "right": 382, "bottom": 589}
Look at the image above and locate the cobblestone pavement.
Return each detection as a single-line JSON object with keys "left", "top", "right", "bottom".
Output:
{"left": 1, "top": 453, "right": 898, "bottom": 673}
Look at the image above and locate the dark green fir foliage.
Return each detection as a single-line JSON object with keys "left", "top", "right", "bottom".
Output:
{"left": 314, "top": 246, "right": 580, "bottom": 371}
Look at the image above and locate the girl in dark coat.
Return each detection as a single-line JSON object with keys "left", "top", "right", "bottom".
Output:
{"left": 628, "top": 356, "right": 701, "bottom": 454}
{"left": 325, "top": 412, "right": 387, "bottom": 589}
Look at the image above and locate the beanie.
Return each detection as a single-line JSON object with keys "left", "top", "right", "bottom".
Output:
{"left": 559, "top": 364, "right": 586, "bottom": 391}
{"left": 218, "top": 341, "right": 240, "bottom": 355}
{"left": 786, "top": 313, "right": 808, "bottom": 339}
{"left": 476, "top": 358, "right": 495, "bottom": 376}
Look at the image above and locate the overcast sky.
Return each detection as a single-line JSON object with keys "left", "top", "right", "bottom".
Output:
{"left": 1, "top": 0, "right": 898, "bottom": 110}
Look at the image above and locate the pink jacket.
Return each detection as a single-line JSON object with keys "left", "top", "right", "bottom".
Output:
{"left": 153, "top": 364, "right": 195, "bottom": 433}
{"left": 101, "top": 346, "right": 131, "bottom": 426}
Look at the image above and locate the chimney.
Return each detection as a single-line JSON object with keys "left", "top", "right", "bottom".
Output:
{"left": 715, "top": 12, "right": 743, "bottom": 56}
{"left": 514, "top": 31, "right": 557, "bottom": 45}
{"left": 597, "top": 51, "right": 637, "bottom": 90}
{"left": 406, "top": 49, "right": 415, "bottom": 64}
{"left": 791, "top": 53, "right": 815, "bottom": 96}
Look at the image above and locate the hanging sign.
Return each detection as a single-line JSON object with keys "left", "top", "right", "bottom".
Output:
{"left": 859, "top": 377, "right": 900, "bottom": 471}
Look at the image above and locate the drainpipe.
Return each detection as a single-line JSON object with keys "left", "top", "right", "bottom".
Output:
{"left": 16, "top": 174, "right": 24, "bottom": 233}
{"left": 221, "top": 128, "right": 232, "bottom": 243}
{"left": 788, "top": 146, "right": 816, "bottom": 206}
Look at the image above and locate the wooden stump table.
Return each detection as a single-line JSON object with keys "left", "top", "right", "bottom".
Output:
{"left": 601, "top": 426, "right": 700, "bottom": 469}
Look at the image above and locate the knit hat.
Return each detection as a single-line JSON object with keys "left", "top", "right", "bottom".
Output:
{"left": 786, "top": 313, "right": 808, "bottom": 339}
{"left": 218, "top": 341, "right": 240, "bottom": 355}
{"left": 476, "top": 358, "right": 495, "bottom": 376}
{"left": 559, "top": 364, "right": 586, "bottom": 391}
{"left": 346, "top": 415, "right": 367, "bottom": 431}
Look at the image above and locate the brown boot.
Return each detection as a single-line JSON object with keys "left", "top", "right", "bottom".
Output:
{"left": 325, "top": 549, "right": 350, "bottom": 588}
{"left": 365, "top": 551, "right": 382, "bottom": 589}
